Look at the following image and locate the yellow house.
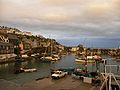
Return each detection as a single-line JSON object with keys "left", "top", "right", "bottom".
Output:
{"left": 71, "top": 47, "right": 79, "bottom": 52}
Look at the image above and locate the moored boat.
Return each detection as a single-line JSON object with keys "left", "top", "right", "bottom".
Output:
{"left": 22, "top": 68, "right": 37, "bottom": 72}
{"left": 52, "top": 54, "right": 61, "bottom": 61}
{"left": 75, "top": 58, "right": 95, "bottom": 63}
{"left": 40, "top": 54, "right": 61, "bottom": 62}
{"left": 15, "top": 67, "right": 37, "bottom": 74}
{"left": 72, "top": 68, "right": 100, "bottom": 84}
{"left": 75, "top": 55, "right": 102, "bottom": 63}
{"left": 40, "top": 56, "right": 53, "bottom": 62}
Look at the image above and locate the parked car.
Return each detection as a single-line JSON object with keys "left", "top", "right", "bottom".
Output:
{"left": 51, "top": 70, "right": 68, "bottom": 79}
{"left": 14, "top": 67, "right": 37, "bottom": 74}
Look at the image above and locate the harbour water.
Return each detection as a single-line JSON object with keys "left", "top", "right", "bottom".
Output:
{"left": 0, "top": 54, "right": 120, "bottom": 84}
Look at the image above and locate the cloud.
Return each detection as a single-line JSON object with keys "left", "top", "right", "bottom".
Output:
{"left": 42, "top": 0, "right": 90, "bottom": 6}
{"left": 0, "top": 0, "right": 120, "bottom": 40}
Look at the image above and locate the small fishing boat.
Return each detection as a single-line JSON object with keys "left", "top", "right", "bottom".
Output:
{"left": 72, "top": 69, "right": 89, "bottom": 79}
{"left": 52, "top": 54, "right": 61, "bottom": 61}
{"left": 75, "top": 55, "right": 102, "bottom": 63}
{"left": 40, "top": 56, "right": 53, "bottom": 62}
{"left": 15, "top": 67, "right": 37, "bottom": 74}
{"left": 21, "top": 68, "right": 37, "bottom": 72}
{"left": 40, "top": 54, "right": 60, "bottom": 62}
{"left": 75, "top": 58, "right": 95, "bottom": 63}
{"left": 72, "top": 69, "right": 100, "bottom": 84}
{"left": 40, "top": 38, "right": 60, "bottom": 62}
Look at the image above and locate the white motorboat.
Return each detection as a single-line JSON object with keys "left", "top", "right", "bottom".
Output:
{"left": 75, "top": 57, "right": 95, "bottom": 63}
{"left": 75, "top": 55, "right": 102, "bottom": 63}
{"left": 20, "top": 68, "right": 37, "bottom": 72}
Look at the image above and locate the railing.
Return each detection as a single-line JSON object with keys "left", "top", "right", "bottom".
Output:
{"left": 100, "top": 65, "right": 120, "bottom": 90}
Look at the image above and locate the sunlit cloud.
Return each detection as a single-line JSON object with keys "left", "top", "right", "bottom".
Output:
{"left": 85, "top": 3, "right": 112, "bottom": 16}
{"left": 0, "top": 0, "right": 120, "bottom": 40}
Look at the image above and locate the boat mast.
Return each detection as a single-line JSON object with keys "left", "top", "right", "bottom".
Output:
{"left": 49, "top": 35, "right": 52, "bottom": 56}
{"left": 85, "top": 48, "right": 87, "bottom": 73}
{"left": 50, "top": 38, "right": 52, "bottom": 56}
{"left": 84, "top": 38, "right": 87, "bottom": 73}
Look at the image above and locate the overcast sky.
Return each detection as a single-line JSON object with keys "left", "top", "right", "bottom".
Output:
{"left": 0, "top": 0, "right": 120, "bottom": 41}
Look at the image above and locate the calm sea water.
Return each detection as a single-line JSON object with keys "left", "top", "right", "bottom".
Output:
{"left": 0, "top": 55, "right": 120, "bottom": 84}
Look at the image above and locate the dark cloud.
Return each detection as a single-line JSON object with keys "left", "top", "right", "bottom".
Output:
{"left": 0, "top": 0, "right": 120, "bottom": 40}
